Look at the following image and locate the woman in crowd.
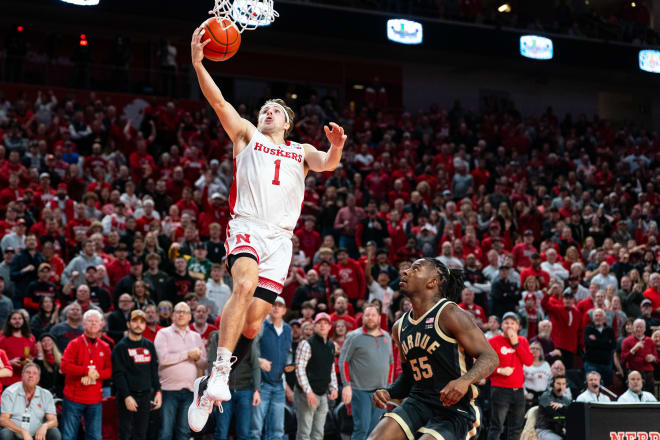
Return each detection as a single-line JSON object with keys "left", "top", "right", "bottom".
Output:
{"left": 524, "top": 341, "right": 552, "bottom": 408}
{"left": 158, "top": 300, "right": 173, "bottom": 326}
{"left": 34, "top": 333, "right": 62, "bottom": 396}
{"left": 132, "top": 280, "right": 155, "bottom": 309}
{"left": 29, "top": 296, "right": 59, "bottom": 339}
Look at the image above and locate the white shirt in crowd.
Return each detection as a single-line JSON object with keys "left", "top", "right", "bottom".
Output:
{"left": 541, "top": 261, "right": 569, "bottom": 286}
{"left": 617, "top": 389, "right": 657, "bottom": 403}
{"left": 591, "top": 273, "right": 618, "bottom": 290}
{"left": 523, "top": 361, "right": 552, "bottom": 393}
{"left": 368, "top": 281, "right": 393, "bottom": 310}
{"left": 576, "top": 389, "right": 611, "bottom": 402}
{"left": 206, "top": 279, "right": 232, "bottom": 315}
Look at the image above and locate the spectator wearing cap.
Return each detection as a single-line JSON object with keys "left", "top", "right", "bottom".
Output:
{"left": 24, "top": 263, "right": 57, "bottom": 313}
{"left": 334, "top": 249, "right": 366, "bottom": 309}
{"left": 512, "top": 230, "right": 537, "bottom": 271}
{"left": 9, "top": 234, "right": 44, "bottom": 309}
{"left": 83, "top": 266, "right": 112, "bottom": 313}
{"left": 1, "top": 220, "right": 26, "bottom": 254}
{"left": 643, "top": 273, "right": 660, "bottom": 319}
{"left": 205, "top": 263, "right": 231, "bottom": 315}
{"left": 0, "top": 362, "right": 59, "bottom": 440}
{"left": 250, "top": 296, "right": 291, "bottom": 440}
{"left": 163, "top": 257, "right": 195, "bottom": 305}
{"left": 520, "top": 253, "right": 550, "bottom": 288}
{"left": 640, "top": 299, "right": 660, "bottom": 336}
{"left": 295, "top": 216, "right": 322, "bottom": 263}
{"left": 487, "top": 312, "right": 533, "bottom": 440}
{"left": 541, "top": 286, "right": 580, "bottom": 368}
{"left": 491, "top": 265, "right": 520, "bottom": 319}
{"left": 621, "top": 319, "right": 656, "bottom": 393}
{"left": 563, "top": 273, "right": 589, "bottom": 302}
{"left": 60, "top": 309, "right": 112, "bottom": 440}
{"left": 61, "top": 239, "right": 105, "bottom": 290}
{"left": 583, "top": 308, "right": 616, "bottom": 385}
{"left": 0, "top": 248, "right": 15, "bottom": 300}
{"left": 294, "top": 312, "right": 338, "bottom": 440}
{"left": 339, "top": 304, "right": 393, "bottom": 440}
{"left": 186, "top": 243, "right": 211, "bottom": 281}
{"left": 112, "top": 309, "right": 162, "bottom": 440}
{"left": 106, "top": 243, "right": 130, "bottom": 290}
{"left": 154, "top": 302, "right": 206, "bottom": 440}
{"left": 50, "top": 303, "right": 83, "bottom": 353}
{"left": 113, "top": 256, "right": 150, "bottom": 308}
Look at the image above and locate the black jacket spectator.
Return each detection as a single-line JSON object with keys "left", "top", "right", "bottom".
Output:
{"left": 583, "top": 323, "right": 616, "bottom": 365}
{"left": 10, "top": 247, "right": 44, "bottom": 305}
{"left": 491, "top": 278, "right": 520, "bottom": 319}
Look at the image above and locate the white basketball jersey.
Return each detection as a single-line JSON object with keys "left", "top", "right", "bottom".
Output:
{"left": 228, "top": 131, "right": 306, "bottom": 231}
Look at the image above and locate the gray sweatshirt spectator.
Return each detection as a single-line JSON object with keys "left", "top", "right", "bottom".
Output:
{"left": 61, "top": 240, "right": 107, "bottom": 288}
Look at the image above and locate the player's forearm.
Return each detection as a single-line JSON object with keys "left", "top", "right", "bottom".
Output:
{"left": 193, "top": 62, "right": 227, "bottom": 108}
{"left": 461, "top": 350, "right": 499, "bottom": 384}
{"left": 323, "top": 143, "right": 343, "bottom": 171}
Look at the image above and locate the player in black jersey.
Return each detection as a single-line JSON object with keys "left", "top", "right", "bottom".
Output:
{"left": 369, "top": 258, "right": 499, "bottom": 440}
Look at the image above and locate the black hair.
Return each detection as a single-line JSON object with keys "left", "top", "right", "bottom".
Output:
{"left": 552, "top": 374, "right": 566, "bottom": 386}
{"left": 422, "top": 258, "right": 465, "bottom": 303}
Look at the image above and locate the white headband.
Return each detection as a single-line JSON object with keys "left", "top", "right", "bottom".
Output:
{"left": 261, "top": 102, "right": 290, "bottom": 123}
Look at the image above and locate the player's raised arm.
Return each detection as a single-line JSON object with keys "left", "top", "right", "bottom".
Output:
{"left": 438, "top": 304, "right": 499, "bottom": 407}
{"left": 303, "top": 122, "right": 347, "bottom": 172}
{"left": 191, "top": 26, "right": 255, "bottom": 144}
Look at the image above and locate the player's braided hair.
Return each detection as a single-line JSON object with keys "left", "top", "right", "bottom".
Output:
{"left": 423, "top": 257, "right": 465, "bottom": 303}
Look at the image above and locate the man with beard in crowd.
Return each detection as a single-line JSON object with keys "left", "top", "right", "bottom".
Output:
{"left": 164, "top": 256, "right": 195, "bottom": 305}
{"left": 0, "top": 312, "right": 36, "bottom": 386}
{"left": 292, "top": 269, "right": 327, "bottom": 312}
{"left": 329, "top": 293, "right": 357, "bottom": 331}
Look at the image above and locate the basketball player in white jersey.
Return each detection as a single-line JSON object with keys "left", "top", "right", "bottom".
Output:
{"left": 188, "top": 26, "right": 347, "bottom": 431}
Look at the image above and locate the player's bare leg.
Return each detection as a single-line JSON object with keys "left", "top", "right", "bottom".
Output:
{"left": 206, "top": 256, "right": 259, "bottom": 401}
{"left": 242, "top": 296, "right": 273, "bottom": 338}
{"left": 367, "top": 417, "right": 409, "bottom": 440}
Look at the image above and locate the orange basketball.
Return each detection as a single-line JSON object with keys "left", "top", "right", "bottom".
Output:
{"left": 201, "top": 17, "right": 241, "bottom": 62}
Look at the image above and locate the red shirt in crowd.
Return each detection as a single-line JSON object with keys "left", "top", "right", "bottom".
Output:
{"left": 330, "top": 312, "right": 357, "bottom": 331}
{"left": 190, "top": 322, "right": 218, "bottom": 348}
{"left": 520, "top": 266, "right": 550, "bottom": 288}
{"left": 488, "top": 334, "right": 533, "bottom": 388}
{"left": 142, "top": 325, "right": 162, "bottom": 342}
{"left": 61, "top": 334, "right": 113, "bottom": 405}
{"left": 541, "top": 294, "right": 580, "bottom": 354}
{"left": 0, "top": 335, "right": 36, "bottom": 386}
{"left": 621, "top": 335, "right": 657, "bottom": 372}
{"left": 295, "top": 228, "right": 321, "bottom": 262}
{"left": 335, "top": 258, "right": 366, "bottom": 300}
{"left": 643, "top": 286, "right": 660, "bottom": 319}
{"left": 0, "top": 349, "right": 11, "bottom": 404}
{"left": 458, "top": 302, "right": 486, "bottom": 326}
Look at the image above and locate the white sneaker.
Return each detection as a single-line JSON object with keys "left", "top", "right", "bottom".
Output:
{"left": 188, "top": 376, "right": 214, "bottom": 432}
{"left": 205, "top": 357, "right": 235, "bottom": 402}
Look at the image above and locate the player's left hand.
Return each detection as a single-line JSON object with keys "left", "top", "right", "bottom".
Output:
{"left": 439, "top": 378, "right": 470, "bottom": 407}
{"left": 324, "top": 122, "right": 347, "bottom": 148}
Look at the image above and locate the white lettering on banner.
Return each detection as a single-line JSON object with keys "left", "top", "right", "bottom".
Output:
{"left": 128, "top": 347, "right": 152, "bottom": 364}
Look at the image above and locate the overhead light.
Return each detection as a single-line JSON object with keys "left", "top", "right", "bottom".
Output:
{"left": 80, "top": 40, "right": 88, "bottom": 46}
{"left": 639, "top": 49, "right": 660, "bottom": 73}
{"left": 80, "top": 34, "right": 86, "bottom": 40}
{"left": 498, "top": 3, "right": 511, "bottom": 13}
{"left": 16, "top": 26, "right": 23, "bottom": 32}
{"left": 353, "top": 84, "right": 364, "bottom": 90}
{"left": 520, "top": 35, "right": 554, "bottom": 60}
{"left": 631, "top": 1, "right": 636, "bottom": 7}
{"left": 291, "top": 94, "right": 298, "bottom": 99}
{"left": 386, "top": 19, "right": 423, "bottom": 45}
{"left": 59, "top": 0, "right": 99, "bottom": 5}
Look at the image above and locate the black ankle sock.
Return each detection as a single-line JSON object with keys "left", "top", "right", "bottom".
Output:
{"left": 233, "top": 335, "right": 255, "bottom": 367}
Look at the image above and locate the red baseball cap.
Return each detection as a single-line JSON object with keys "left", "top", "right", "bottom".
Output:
{"left": 314, "top": 312, "right": 331, "bottom": 324}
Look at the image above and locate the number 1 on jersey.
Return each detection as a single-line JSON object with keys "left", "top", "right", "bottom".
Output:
{"left": 272, "top": 159, "right": 281, "bottom": 185}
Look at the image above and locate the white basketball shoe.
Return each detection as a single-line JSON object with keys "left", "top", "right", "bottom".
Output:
{"left": 205, "top": 356, "right": 236, "bottom": 402}
{"left": 188, "top": 376, "right": 214, "bottom": 432}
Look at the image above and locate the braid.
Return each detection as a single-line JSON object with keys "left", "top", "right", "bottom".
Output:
{"left": 423, "top": 258, "right": 465, "bottom": 303}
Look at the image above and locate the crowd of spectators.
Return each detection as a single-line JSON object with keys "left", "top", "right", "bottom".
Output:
{"left": 0, "top": 83, "right": 658, "bottom": 439}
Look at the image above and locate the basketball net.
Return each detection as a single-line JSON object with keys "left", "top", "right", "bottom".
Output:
{"left": 209, "top": 0, "right": 278, "bottom": 32}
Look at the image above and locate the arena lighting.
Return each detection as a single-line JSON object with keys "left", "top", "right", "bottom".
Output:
{"left": 519, "top": 35, "right": 553, "bottom": 60}
{"left": 387, "top": 19, "right": 423, "bottom": 45}
{"left": 16, "top": 26, "right": 23, "bottom": 32}
{"left": 639, "top": 49, "right": 660, "bottom": 73}
{"left": 497, "top": 3, "right": 511, "bottom": 13}
{"left": 59, "top": 0, "right": 99, "bottom": 5}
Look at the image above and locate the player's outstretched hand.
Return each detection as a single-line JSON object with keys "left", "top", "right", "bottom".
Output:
{"left": 439, "top": 378, "right": 470, "bottom": 407}
{"left": 372, "top": 389, "right": 390, "bottom": 409}
{"left": 324, "top": 122, "right": 347, "bottom": 148}
{"left": 191, "top": 26, "right": 211, "bottom": 65}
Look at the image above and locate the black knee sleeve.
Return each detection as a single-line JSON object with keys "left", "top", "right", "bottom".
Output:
{"left": 253, "top": 286, "right": 277, "bottom": 304}
{"left": 233, "top": 335, "right": 255, "bottom": 368}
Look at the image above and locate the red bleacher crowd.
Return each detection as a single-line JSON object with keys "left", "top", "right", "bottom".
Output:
{"left": 0, "top": 87, "right": 658, "bottom": 438}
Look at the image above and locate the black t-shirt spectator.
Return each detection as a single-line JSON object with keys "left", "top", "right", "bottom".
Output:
{"left": 164, "top": 273, "right": 195, "bottom": 304}
{"left": 90, "top": 285, "right": 112, "bottom": 312}
{"left": 24, "top": 280, "right": 58, "bottom": 311}
{"left": 204, "top": 239, "right": 225, "bottom": 264}
{"left": 491, "top": 278, "right": 520, "bottom": 319}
